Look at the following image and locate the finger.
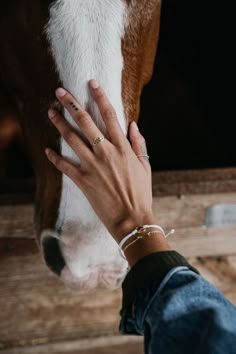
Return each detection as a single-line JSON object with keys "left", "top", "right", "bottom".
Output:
{"left": 48, "top": 109, "right": 92, "bottom": 160}
{"left": 45, "top": 148, "right": 82, "bottom": 184}
{"left": 55, "top": 88, "right": 107, "bottom": 148}
{"left": 89, "top": 80, "right": 126, "bottom": 147}
{"left": 129, "top": 121, "right": 151, "bottom": 172}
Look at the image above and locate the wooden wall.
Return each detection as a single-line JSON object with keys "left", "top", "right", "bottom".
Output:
{"left": 1, "top": 169, "right": 236, "bottom": 353}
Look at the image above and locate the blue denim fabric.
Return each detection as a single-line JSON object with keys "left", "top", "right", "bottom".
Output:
{"left": 119, "top": 267, "right": 236, "bottom": 353}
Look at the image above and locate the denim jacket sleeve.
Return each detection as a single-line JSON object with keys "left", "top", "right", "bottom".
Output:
{"left": 119, "top": 251, "right": 236, "bottom": 354}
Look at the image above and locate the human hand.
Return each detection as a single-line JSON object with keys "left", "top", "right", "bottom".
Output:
{"left": 45, "top": 80, "right": 156, "bottom": 244}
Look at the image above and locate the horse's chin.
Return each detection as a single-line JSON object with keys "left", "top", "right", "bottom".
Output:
{"left": 40, "top": 230, "right": 128, "bottom": 291}
{"left": 60, "top": 265, "right": 126, "bottom": 292}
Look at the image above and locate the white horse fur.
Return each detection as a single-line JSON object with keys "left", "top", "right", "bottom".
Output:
{"left": 45, "top": 0, "right": 129, "bottom": 288}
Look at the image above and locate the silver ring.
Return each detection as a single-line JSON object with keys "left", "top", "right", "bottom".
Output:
{"left": 137, "top": 154, "right": 150, "bottom": 160}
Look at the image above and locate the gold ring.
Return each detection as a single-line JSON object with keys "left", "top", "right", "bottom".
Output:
{"left": 93, "top": 136, "right": 105, "bottom": 146}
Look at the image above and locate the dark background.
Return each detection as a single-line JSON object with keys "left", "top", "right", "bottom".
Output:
{"left": 4, "top": 0, "right": 233, "bottom": 179}
{"left": 139, "top": 0, "right": 232, "bottom": 171}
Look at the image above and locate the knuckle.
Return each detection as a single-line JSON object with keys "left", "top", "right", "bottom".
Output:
{"left": 103, "top": 108, "right": 116, "bottom": 120}
{"left": 86, "top": 155, "right": 97, "bottom": 168}
{"left": 79, "top": 167, "right": 88, "bottom": 179}
{"left": 118, "top": 139, "right": 129, "bottom": 152}
{"left": 70, "top": 168, "right": 80, "bottom": 181}
{"left": 55, "top": 157, "right": 65, "bottom": 170}
{"left": 99, "top": 149, "right": 110, "bottom": 163}
{"left": 64, "top": 130, "right": 76, "bottom": 144}
{"left": 78, "top": 112, "right": 91, "bottom": 126}
{"left": 118, "top": 146, "right": 128, "bottom": 157}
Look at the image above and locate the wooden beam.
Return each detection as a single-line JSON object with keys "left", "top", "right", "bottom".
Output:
{"left": 169, "top": 225, "right": 236, "bottom": 258}
{"left": 1, "top": 169, "right": 236, "bottom": 352}
{"left": 2, "top": 167, "right": 236, "bottom": 202}
{"left": 1, "top": 193, "right": 236, "bottom": 259}
{"left": 0, "top": 336, "right": 143, "bottom": 354}
{"left": 152, "top": 167, "right": 236, "bottom": 196}
{"left": 0, "top": 238, "right": 38, "bottom": 259}
{"left": 0, "top": 250, "right": 123, "bottom": 349}
{"left": 0, "top": 204, "right": 34, "bottom": 238}
{"left": 1, "top": 221, "right": 236, "bottom": 260}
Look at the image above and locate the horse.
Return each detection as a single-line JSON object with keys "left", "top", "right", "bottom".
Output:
{"left": 0, "top": 0, "right": 161, "bottom": 288}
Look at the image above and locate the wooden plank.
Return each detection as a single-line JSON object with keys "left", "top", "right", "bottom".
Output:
{"left": 0, "top": 238, "right": 38, "bottom": 259}
{"left": 169, "top": 225, "right": 236, "bottom": 258}
{"left": 1, "top": 169, "right": 236, "bottom": 351}
{"left": 0, "top": 204, "right": 34, "bottom": 238}
{"left": 153, "top": 193, "right": 236, "bottom": 229}
{"left": 152, "top": 167, "right": 236, "bottom": 196}
{"left": 0, "top": 251, "right": 123, "bottom": 349}
{"left": 2, "top": 192, "right": 236, "bottom": 239}
{"left": 1, "top": 221, "right": 236, "bottom": 262}
{"left": 227, "top": 255, "right": 236, "bottom": 271}
{"left": 1, "top": 167, "right": 236, "bottom": 201}
{"left": 0, "top": 336, "right": 143, "bottom": 354}
{"left": 1, "top": 240, "right": 236, "bottom": 350}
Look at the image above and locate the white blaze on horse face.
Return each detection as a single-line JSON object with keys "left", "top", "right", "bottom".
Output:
{"left": 46, "top": 0, "right": 128, "bottom": 287}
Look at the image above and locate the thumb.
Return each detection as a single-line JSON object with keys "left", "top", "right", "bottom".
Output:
{"left": 129, "top": 121, "right": 151, "bottom": 171}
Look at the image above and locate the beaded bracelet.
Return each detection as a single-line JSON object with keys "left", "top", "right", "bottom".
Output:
{"left": 118, "top": 224, "right": 175, "bottom": 260}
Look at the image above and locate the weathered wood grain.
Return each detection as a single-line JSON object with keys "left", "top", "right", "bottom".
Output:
{"left": 1, "top": 222, "right": 236, "bottom": 262}
{"left": 1, "top": 252, "right": 236, "bottom": 351}
{"left": 2, "top": 193, "right": 236, "bottom": 259}
{"left": 0, "top": 238, "right": 38, "bottom": 259}
{"left": 2, "top": 192, "right": 236, "bottom": 238}
{"left": 0, "top": 204, "right": 34, "bottom": 238}
{"left": 2, "top": 167, "right": 236, "bottom": 201}
{"left": 152, "top": 192, "right": 236, "bottom": 229}
{"left": 170, "top": 225, "right": 236, "bottom": 258}
{"left": 0, "top": 251, "right": 123, "bottom": 349}
{"left": 0, "top": 336, "right": 143, "bottom": 354}
{"left": 152, "top": 168, "right": 236, "bottom": 196}
{"left": 1, "top": 169, "right": 236, "bottom": 352}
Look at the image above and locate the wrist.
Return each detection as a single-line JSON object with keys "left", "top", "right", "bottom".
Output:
{"left": 111, "top": 212, "right": 157, "bottom": 244}
{"left": 113, "top": 217, "right": 172, "bottom": 268}
{"left": 124, "top": 232, "right": 171, "bottom": 267}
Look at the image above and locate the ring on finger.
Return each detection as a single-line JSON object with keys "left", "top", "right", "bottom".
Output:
{"left": 93, "top": 136, "right": 105, "bottom": 146}
{"left": 137, "top": 154, "right": 150, "bottom": 160}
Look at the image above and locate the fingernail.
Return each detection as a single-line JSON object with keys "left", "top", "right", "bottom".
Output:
{"left": 132, "top": 121, "right": 139, "bottom": 131}
{"left": 56, "top": 87, "right": 66, "bottom": 98}
{"left": 90, "top": 79, "right": 99, "bottom": 89}
{"left": 45, "top": 148, "right": 51, "bottom": 155}
{"left": 48, "top": 109, "right": 57, "bottom": 119}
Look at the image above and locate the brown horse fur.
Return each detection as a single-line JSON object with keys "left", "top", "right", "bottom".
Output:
{"left": 0, "top": 0, "right": 161, "bottom": 285}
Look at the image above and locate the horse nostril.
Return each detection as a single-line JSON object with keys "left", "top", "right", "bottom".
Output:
{"left": 42, "top": 236, "right": 65, "bottom": 276}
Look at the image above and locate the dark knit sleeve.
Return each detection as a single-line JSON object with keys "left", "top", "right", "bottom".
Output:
{"left": 121, "top": 250, "right": 200, "bottom": 310}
